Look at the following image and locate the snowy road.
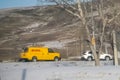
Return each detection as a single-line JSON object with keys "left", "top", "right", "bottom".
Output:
{"left": 0, "top": 61, "right": 120, "bottom": 80}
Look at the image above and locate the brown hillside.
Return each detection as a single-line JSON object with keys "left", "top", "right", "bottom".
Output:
{"left": 0, "top": 6, "right": 87, "bottom": 60}
{"left": 0, "top": 3, "right": 120, "bottom": 61}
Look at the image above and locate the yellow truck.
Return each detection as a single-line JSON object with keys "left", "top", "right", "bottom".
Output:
{"left": 19, "top": 47, "right": 61, "bottom": 62}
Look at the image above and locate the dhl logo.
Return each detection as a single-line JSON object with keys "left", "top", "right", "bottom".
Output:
{"left": 32, "top": 49, "right": 41, "bottom": 52}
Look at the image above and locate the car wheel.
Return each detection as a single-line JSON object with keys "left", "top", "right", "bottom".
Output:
{"left": 87, "top": 56, "right": 93, "bottom": 61}
{"left": 54, "top": 57, "right": 59, "bottom": 61}
{"left": 105, "top": 56, "right": 110, "bottom": 61}
{"left": 21, "top": 59, "right": 26, "bottom": 62}
{"left": 32, "top": 57, "right": 37, "bottom": 62}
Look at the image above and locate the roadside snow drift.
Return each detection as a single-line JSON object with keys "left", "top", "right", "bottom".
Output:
{"left": 0, "top": 61, "right": 120, "bottom": 80}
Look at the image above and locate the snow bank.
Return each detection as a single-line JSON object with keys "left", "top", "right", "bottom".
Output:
{"left": 0, "top": 61, "right": 120, "bottom": 80}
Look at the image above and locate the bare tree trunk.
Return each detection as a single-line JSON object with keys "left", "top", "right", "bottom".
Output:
{"left": 77, "top": 0, "right": 100, "bottom": 66}
{"left": 91, "top": 0, "right": 100, "bottom": 66}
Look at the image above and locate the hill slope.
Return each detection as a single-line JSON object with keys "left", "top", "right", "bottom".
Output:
{"left": 0, "top": 6, "right": 87, "bottom": 60}
{"left": 0, "top": 4, "right": 120, "bottom": 61}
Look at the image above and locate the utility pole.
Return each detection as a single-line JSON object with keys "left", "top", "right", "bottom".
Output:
{"left": 113, "top": 30, "right": 118, "bottom": 66}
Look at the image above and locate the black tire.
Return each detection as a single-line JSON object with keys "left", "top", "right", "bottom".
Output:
{"left": 19, "top": 59, "right": 26, "bottom": 62}
{"left": 54, "top": 57, "right": 59, "bottom": 61}
{"left": 32, "top": 57, "right": 37, "bottom": 62}
{"left": 87, "top": 56, "right": 93, "bottom": 61}
{"left": 105, "top": 56, "right": 110, "bottom": 61}
{"left": 22, "top": 59, "right": 26, "bottom": 62}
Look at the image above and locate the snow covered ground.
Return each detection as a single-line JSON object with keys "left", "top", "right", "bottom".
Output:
{"left": 0, "top": 61, "right": 120, "bottom": 80}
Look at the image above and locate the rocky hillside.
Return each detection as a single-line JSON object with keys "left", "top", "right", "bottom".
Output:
{"left": 0, "top": 3, "right": 120, "bottom": 61}
{"left": 0, "top": 6, "right": 87, "bottom": 60}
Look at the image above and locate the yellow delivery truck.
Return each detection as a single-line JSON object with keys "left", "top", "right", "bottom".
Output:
{"left": 19, "top": 47, "right": 61, "bottom": 62}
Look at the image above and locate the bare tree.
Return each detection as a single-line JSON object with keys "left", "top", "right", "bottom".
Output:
{"left": 48, "top": 0, "right": 120, "bottom": 66}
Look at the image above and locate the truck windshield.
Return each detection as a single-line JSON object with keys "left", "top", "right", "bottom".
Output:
{"left": 23, "top": 47, "right": 28, "bottom": 52}
{"left": 48, "top": 48, "right": 54, "bottom": 53}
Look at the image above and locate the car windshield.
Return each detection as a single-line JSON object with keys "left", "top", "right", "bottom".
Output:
{"left": 23, "top": 47, "right": 28, "bottom": 52}
{"left": 89, "top": 51, "right": 92, "bottom": 54}
{"left": 89, "top": 51, "right": 98, "bottom": 54}
{"left": 83, "top": 51, "right": 92, "bottom": 54}
{"left": 83, "top": 51, "right": 98, "bottom": 55}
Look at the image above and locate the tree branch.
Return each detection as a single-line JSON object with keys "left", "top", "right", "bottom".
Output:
{"left": 108, "top": 12, "right": 120, "bottom": 23}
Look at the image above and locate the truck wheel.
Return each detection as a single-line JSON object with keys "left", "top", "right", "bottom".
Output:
{"left": 87, "top": 56, "right": 93, "bottom": 61}
{"left": 54, "top": 57, "right": 59, "bottom": 61}
{"left": 32, "top": 57, "right": 37, "bottom": 62}
{"left": 19, "top": 59, "right": 26, "bottom": 62}
{"left": 105, "top": 56, "right": 110, "bottom": 61}
{"left": 22, "top": 59, "right": 26, "bottom": 62}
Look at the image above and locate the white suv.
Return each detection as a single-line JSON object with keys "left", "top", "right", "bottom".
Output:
{"left": 81, "top": 51, "right": 113, "bottom": 61}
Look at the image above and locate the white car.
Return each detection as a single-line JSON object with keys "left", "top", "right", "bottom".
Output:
{"left": 81, "top": 51, "right": 113, "bottom": 61}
